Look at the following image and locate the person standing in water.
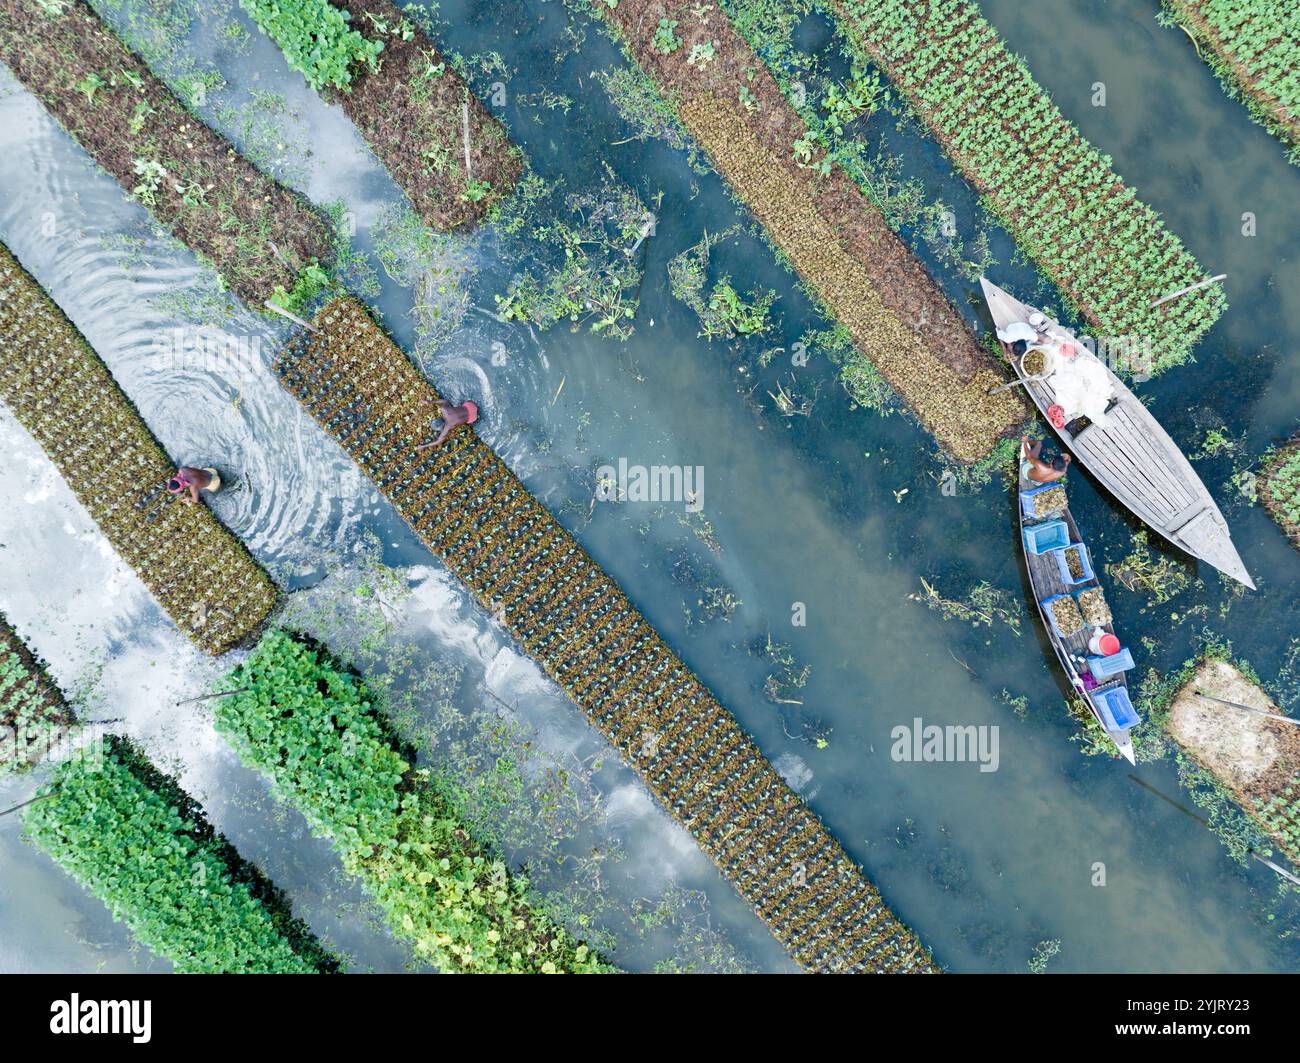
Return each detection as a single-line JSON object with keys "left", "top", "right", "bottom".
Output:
{"left": 415, "top": 397, "right": 479, "bottom": 452}
{"left": 1021, "top": 436, "right": 1070, "bottom": 483}
{"left": 167, "top": 465, "right": 222, "bottom": 505}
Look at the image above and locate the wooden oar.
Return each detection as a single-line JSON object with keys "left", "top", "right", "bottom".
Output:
{"left": 987, "top": 371, "right": 1052, "bottom": 396}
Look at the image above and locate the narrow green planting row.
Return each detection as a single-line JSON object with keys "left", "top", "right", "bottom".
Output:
{"left": 273, "top": 296, "right": 937, "bottom": 972}
{"left": 1161, "top": 0, "right": 1300, "bottom": 163}
{"left": 0, "top": 613, "right": 74, "bottom": 777}
{"left": 25, "top": 734, "right": 338, "bottom": 973}
{"left": 589, "top": 0, "right": 1023, "bottom": 464}
{"left": 213, "top": 630, "right": 608, "bottom": 973}
{"left": 0, "top": 0, "right": 332, "bottom": 308}
{"left": 243, "top": 0, "right": 522, "bottom": 228}
{"left": 0, "top": 242, "right": 278, "bottom": 654}
{"left": 829, "top": 0, "right": 1225, "bottom": 371}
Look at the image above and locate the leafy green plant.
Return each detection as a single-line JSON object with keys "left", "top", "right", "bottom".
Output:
{"left": 130, "top": 157, "right": 167, "bottom": 205}
{"left": 652, "top": 17, "right": 681, "bottom": 54}
{"left": 212, "top": 631, "right": 610, "bottom": 973}
{"left": 239, "top": 0, "right": 383, "bottom": 92}
{"left": 25, "top": 735, "right": 337, "bottom": 973}
{"left": 269, "top": 258, "right": 332, "bottom": 314}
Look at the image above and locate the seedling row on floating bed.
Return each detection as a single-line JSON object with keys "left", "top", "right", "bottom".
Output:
{"left": 0, "top": 614, "right": 74, "bottom": 777}
{"left": 273, "top": 296, "right": 937, "bottom": 972}
{"left": 1164, "top": 658, "right": 1300, "bottom": 867}
{"left": 1161, "top": 0, "right": 1300, "bottom": 163}
{"left": 243, "top": 0, "right": 521, "bottom": 228}
{"left": 25, "top": 734, "right": 338, "bottom": 973}
{"left": 0, "top": 243, "right": 277, "bottom": 655}
{"left": 213, "top": 631, "right": 608, "bottom": 974}
{"left": 590, "top": 0, "right": 1024, "bottom": 464}
{"left": 0, "top": 0, "right": 332, "bottom": 307}
{"left": 829, "top": 0, "right": 1225, "bottom": 370}
{"left": 1258, "top": 435, "right": 1300, "bottom": 551}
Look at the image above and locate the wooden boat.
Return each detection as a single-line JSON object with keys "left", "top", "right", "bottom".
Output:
{"left": 1018, "top": 444, "right": 1138, "bottom": 763}
{"left": 981, "top": 278, "right": 1254, "bottom": 589}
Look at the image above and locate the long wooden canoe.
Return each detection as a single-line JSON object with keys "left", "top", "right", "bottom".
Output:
{"left": 981, "top": 278, "right": 1253, "bottom": 589}
{"left": 1018, "top": 447, "right": 1138, "bottom": 763}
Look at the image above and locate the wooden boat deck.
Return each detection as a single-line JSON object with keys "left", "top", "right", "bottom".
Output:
{"left": 982, "top": 278, "right": 1253, "bottom": 589}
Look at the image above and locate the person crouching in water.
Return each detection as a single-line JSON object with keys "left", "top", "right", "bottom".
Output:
{"left": 415, "top": 397, "right": 479, "bottom": 453}
{"left": 1021, "top": 436, "right": 1070, "bottom": 483}
{"left": 167, "top": 466, "right": 221, "bottom": 505}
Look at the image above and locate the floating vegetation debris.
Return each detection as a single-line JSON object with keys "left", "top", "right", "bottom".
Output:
{"left": 496, "top": 170, "right": 652, "bottom": 340}
{"left": 0, "top": 243, "right": 277, "bottom": 654}
{"left": 25, "top": 734, "right": 338, "bottom": 973}
{"left": 0, "top": 0, "right": 333, "bottom": 306}
{"left": 908, "top": 577, "right": 1022, "bottom": 636}
{"left": 0, "top": 613, "right": 74, "bottom": 777}
{"left": 668, "top": 227, "right": 777, "bottom": 341}
{"left": 1108, "top": 530, "right": 1195, "bottom": 608}
{"left": 274, "top": 295, "right": 935, "bottom": 971}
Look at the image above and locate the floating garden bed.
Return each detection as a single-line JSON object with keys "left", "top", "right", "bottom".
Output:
{"left": 213, "top": 630, "right": 607, "bottom": 974}
{"left": 243, "top": 0, "right": 521, "bottom": 228}
{"left": 828, "top": 0, "right": 1226, "bottom": 370}
{"left": 274, "top": 295, "right": 936, "bottom": 971}
{"left": 24, "top": 734, "right": 338, "bottom": 973}
{"left": 1161, "top": 1, "right": 1300, "bottom": 164}
{"left": 0, "top": 613, "right": 74, "bottom": 777}
{"left": 590, "top": 0, "right": 1024, "bottom": 463}
{"left": 0, "top": 242, "right": 278, "bottom": 655}
{"left": 1258, "top": 434, "right": 1300, "bottom": 550}
{"left": 0, "top": 0, "right": 332, "bottom": 308}
{"left": 1164, "top": 658, "right": 1300, "bottom": 866}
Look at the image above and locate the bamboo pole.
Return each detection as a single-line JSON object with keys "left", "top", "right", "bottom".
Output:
{"left": 1149, "top": 274, "right": 1227, "bottom": 307}
{"left": 263, "top": 300, "right": 316, "bottom": 331}
{"left": 1195, "top": 690, "right": 1300, "bottom": 726}
{"left": 462, "top": 101, "right": 473, "bottom": 183}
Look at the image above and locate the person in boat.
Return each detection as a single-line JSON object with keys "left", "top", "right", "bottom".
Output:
{"left": 1021, "top": 436, "right": 1070, "bottom": 483}
{"left": 167, "top": 465, "right": 221, "bottom": 505}
{"left": 415, "top": 397, "right": 480, "bottom": 452}
{"left": 996, "top": 320, "right": 1049, "bottom": 360}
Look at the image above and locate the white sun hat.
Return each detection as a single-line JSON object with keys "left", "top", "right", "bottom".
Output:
{"left": 996, "top": 321, "right": 1038, "bottom": 344}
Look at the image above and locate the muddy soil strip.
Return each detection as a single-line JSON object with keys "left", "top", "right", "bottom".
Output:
{"left": 591, "top": 0, "right": 1025, "bottom": 463}
{"left": 1164, "top": 0, "right": 1300, "bottom": 161}
{"left": 1165, "top": 658, "right": 1300, "bottom": 866}
{"left": 26, "top": 733, "right": 339, "bottom": 973}
{"left": 828, "top": 0, "right": 1225, "bottom": 370}
{"left": 0, "top": 614, "right": 74, "bottom": 777}
{"left": 329, "top": 0, "right": 522, "bottom": 229}
{"left": 274, "top": 296, "right": 938, "bottom": 972}
{"left": 1258, "top": 434, "right": 1300, "bottom": 550}
{"left": 0, "top": 243, "right": 278, "bottom": 655}
{"left": 0, "top": 0, "right": 332, "bottom": 306}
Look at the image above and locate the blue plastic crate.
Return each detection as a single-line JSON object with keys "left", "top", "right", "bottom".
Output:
{"left": 1022, "top": 519, "right": 1070, "bottom": 555}
{"left": 1087, "top": 647, "right": 1135, "bottom": 680}
{"left": 1051, "top": 542, "right": 1094, "bottom": 586}
{"left": 1093, "top": 685, "right": 1140, "bottom": 730}
{"left": 1019, "top": 482, "right": 1067, "bottom": 519}
{"left": 1040, "top": 594, "right": 1085, "bottom": 640}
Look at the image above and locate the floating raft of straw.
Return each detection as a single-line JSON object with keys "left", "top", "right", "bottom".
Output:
{"left": 275, "top": 296, "right": 937, "bottom": 973}
{"left": 0, "top": 243, "right": 278, "bottom": 654}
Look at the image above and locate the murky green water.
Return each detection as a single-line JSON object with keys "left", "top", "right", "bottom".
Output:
{"left": 1, "top": 0, "right": 1297, "bottom": 973}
